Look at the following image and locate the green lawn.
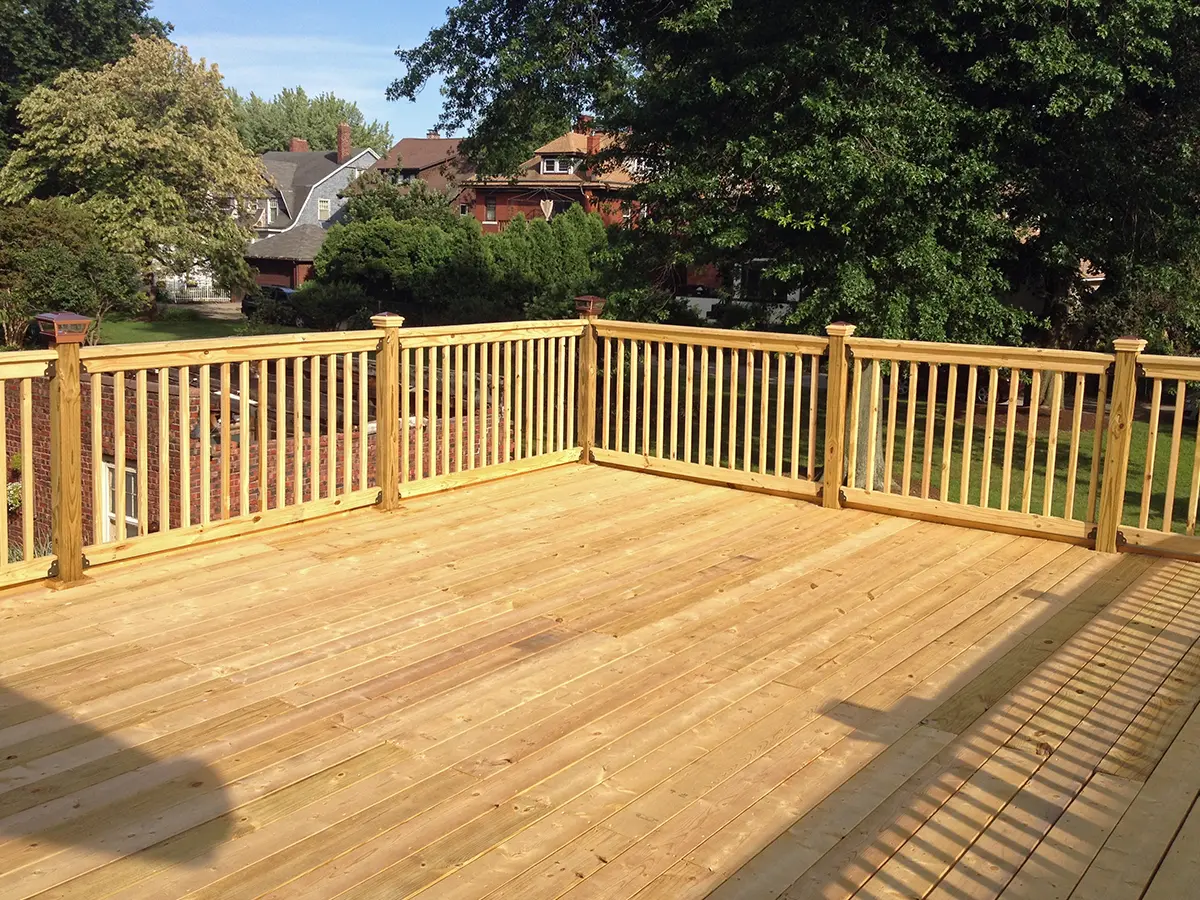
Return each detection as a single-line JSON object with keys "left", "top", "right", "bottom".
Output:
{"left": 97, "top": 308, "right": 302, "bottom": 344}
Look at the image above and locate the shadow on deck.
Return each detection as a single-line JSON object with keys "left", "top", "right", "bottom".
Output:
{"left": 0, "top": 464, "right": 1198, "bottom": 899}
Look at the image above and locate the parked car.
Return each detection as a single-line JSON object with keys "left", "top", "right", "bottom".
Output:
{"left": 241, "top": 286, "right": 308, "bottom": 327}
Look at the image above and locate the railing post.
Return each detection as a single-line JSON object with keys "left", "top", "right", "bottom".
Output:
{"left": 1095, "top": 336, "right": 1146, "bottom": 552}
{"left": 575, "top": 297, "right": 603, "bottom": 462}
{"left": 39, "top": 313, "right": 92, "bottom": 586}
{"left": 823, "top": 323, "right": 856, "bottom": 509}
{"left": 372, "top": 313, "right": 405, "bottom": 511}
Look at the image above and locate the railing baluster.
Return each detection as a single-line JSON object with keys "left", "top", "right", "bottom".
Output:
{"left": 615, "top": 339, "right": 625, "bottom": 454}
{"left": 496, "top": 341, "right": 505, "bottom": 460}
{"left": 240, "top": 362, "right": 250, "bottom": 514}
{"left": 358, "top": 350, "right": 368, "bottom": 489}
{"left": 642, "top": 338, "right": 652, "bottom": 457}
{"left": 219, "top": 363, "right": 230, "bottom": 519}
{"left": 774, "top": 352, "right": 786, "bottom": 477}
{"left": 921, "top": 363, "right": 938, "bottom": 500}
{"left": 744, "top": 349, "right": 755, "bottom": 473}
{"left": 310, "top": 356, "right": 322, "bottom": 495}
{"left": 790, "top": 354, "right": 803, "bottom": 480}
{"left": 194, "top": 369, "right": 205, "bottom": 527}
{"left": 847, "top": 357, "right": 863, "bottom": 490}
{"left": 1021, "top": 369, "right": 1041, "bottom": 515}
{"left": 400, "top": 347, "right": 411, "bottom": 483}
{"left": 1086, "top": 371, "right": 1108, "bottom": 524}
{"left": 258, "top": 359, "right": 269, "bottom": 508}
{"left": 757, "top": 350, "right": 768, "bottom": 474}
{"left": 600, "top": 338, "right": 610, "bottom": 453}
{"left": 1000, "top": 370, "right": 1019, "bottom": 511}
{"left": 960, "top": 366, "right": 977, "bottom": 504}
{"left": 537, "top": 336, "right": 547, "bottom": 457}
{"left": 1140, "top": 378, "right": 1162, "bottom": 529}
{"left": 1188, "top": 395, "right": 1200, "bottom": 535}
{"left": 279, "top": 357, "right": 288, "bottom": 509}
{"left": 293, "top": 357, "right": 303, "bottom": 502}
{"left": 91, "top": 373, "right": 103, "bottom": 540}
{"left": 698, "top": 346, "right": 709, "bottom": 466}
{"left": 728, "top": 348, "right": 739, "bottom": 470}
{"left": 180, "top": 367, "right": 191, "bottom": 527}
{"left": 414, "top": 349, "right": 424, "bottom": 481}
{"left": 0, "top": 380, "right": 7, "bottom": 560}
{"left": 884, "top": 361, "right": 899, "bottom": 494}
{"left": 656, "top": 340, "right": 666, "bottom": 458}
{"left": 508, "top": 341, "right": 517, "bottom": 460}
{"left": 1063, "top": 373, "right": 1084, "bottom": 521}
{"left": 467, "top": 343, "right": 477, "bottom": 469}
{"left": 980, "top": 367, "right": 998, "bottom": 508}
{"left": 20, "top": 378, "right": 33, "bottom": 552}
{"left": 1163, "top": 379, "right": 1185, "bottom": 533}
{"left": 1043, "top": 371, "right": 1064, "bottom": 517}
{"left": 940, "top": 364, "right": 957, "bottom": 501}
{"left": 808, "top": 355, "right": 819, "bottom": 481}
{"left": 902, "top": 361, "right": 917, "bottom": 498}
{"left": 866, "top": 359, "right": 881, "bottom": 492}
{"left": 714, "top": 348, "right": 724, "bottom": 468}
{"left": 345, "top": 352, "right": 354, "bottom": 494}
{"left": 671, "top": 343, "right": 681, "bottom": 461}
{"left": 159, "top": 368, "right": 171, "bottom": 530}
{"left": 428, "top": 346, "right": 439, "bottom": 474}
{"left": 627, "top": 340, "right": 638, "bottom": 455}
{"left": 515, "top": 340, "right": 525, "bottom": 459}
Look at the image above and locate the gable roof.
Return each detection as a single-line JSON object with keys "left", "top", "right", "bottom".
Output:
{"left": 245, "top": 225, "right": 329, "bottom": 263}
{"left": 473, "top": 131, "right": 632, "bottom": 190}
{"left": 372, "top": 137, "right": 473, "bottom": 193}
{"left": 262, "top": 148, "right": 377, "bottom": 229}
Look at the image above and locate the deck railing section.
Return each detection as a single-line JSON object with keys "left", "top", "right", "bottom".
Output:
{"left": 20, "top": 309, "right": 1200, "bottom": 590}
{"left": 77, "top": 330, "right": 383, "bottom": 567}
{"left": 0, "top": 350, "right": 57, "bottom": 585}
{"left": 840, "top": 336, "right": 1113, "bottom": 544}
{"left": 397, "top": 320, "right": 585, "bottom": 498}
{"left": 591, "top": 320, "right": 829, "bottom": 500}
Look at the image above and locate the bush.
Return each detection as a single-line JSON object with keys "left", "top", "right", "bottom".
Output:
{"left": 292, "top": 282, "right": 377, "bottom": 330}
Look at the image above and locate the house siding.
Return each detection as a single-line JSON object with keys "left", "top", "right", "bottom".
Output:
{"left": 291, "top": 155, "right": 376, "bottom": 228}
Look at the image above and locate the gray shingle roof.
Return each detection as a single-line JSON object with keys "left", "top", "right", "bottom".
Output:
{"left": 245, "top": 225, "right": 329, "bottom": 262}
{"left": 262, "top": 149, "right": 368, "bottom": 227}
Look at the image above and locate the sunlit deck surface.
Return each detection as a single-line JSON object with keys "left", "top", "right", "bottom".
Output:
{"left": 3, "top": 465, "right": 1200, "bottom": 899}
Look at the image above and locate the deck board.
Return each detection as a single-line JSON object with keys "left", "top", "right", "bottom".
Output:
{"left": 0, "top": 466, "right": 1199, "bottom": 899}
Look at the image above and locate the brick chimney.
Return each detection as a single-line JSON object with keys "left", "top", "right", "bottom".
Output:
{"left": 288, "top": 137, "right": 310, "bottom": 152}
{"left": 336, "top": 122, "right": 352, "bottom": 164}
{"left": 426, "top": 129, "right": 440, "bottom": 139}
{"left": 586, "top": 131, "right": 601, "bottom": 157}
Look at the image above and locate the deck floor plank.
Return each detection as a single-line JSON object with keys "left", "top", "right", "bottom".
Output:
{"left": 0, "top": 466, "right": 1194, "bottom": 900}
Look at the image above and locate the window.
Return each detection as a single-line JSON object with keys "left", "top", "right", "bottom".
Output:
{"left": 484, "top": 198, "right": 497, "bottom": 223}
{"left": 459, "top": 203, "right": 469, "bottom": 216}
{"left": 102, "top": 461, "right": 140, "bottom": 541}
{"left": 622, "top": 202, "right": 633, "bottom": 225}
{"left": 317, "top": 198, "right": 331, "bottom": 221}
{"left": 541, "top": 157, "right": 574, "bottom": 174}
{"left": 267, "top": 199, "right": 279, "bottom": 224}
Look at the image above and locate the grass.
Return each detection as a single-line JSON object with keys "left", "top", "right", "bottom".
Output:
{"left": 97, "top": 307, "right": 302, "bottom": 344}
{"left": 598, "top": 350, "right": 1200, "bottom": 535}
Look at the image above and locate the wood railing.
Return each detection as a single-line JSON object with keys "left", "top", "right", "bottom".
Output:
{"left": 13, "top": 311, "right": 1200, "bottom": 591}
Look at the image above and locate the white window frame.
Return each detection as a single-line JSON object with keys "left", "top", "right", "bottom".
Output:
{"left": 317, "top": 198, "right": 331, "bottom": 220}
{"left": 541, "top": 157, "right": 574, "bottom": 175}
{"left": 267, "top": 199, "right": 279, "bottom": 224}
{"left": 459, "top": 203, "right": 469, "bottom": 216}
{"left": 484, "top": 198, "right": 497, "bottom": 223}
{"left": 102, "top": 461, "right": 140, "bottom": 542}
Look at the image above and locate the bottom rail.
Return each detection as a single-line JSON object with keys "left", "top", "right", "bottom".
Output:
{"left": 592, "top": 448, "right": 822, "bottom": 503}
{"left": 842, "top": 487, "right": 1093, "bottom": 546}
{"left": 400, "top": 449, "right": 583, "bottom": 499}
{"left": 1120, "top": 526, "right": 1200, "bottom": 562}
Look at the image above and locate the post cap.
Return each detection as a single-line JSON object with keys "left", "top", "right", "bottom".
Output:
{"left": 35, "top": 311, "right": 93, "bottom": 345}
{"left": 825, "top": 322, "right": 856, "bottom": 337}
{"left": 370, "top": 313, "right": 405, "bottom": 328}
{"left": 575, "top": 295, "right": 607, "bottom": 318}
{"left": 1112, "top": 336, "right": 1147, "bottom": 353}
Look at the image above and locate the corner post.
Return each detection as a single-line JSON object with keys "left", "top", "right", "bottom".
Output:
{"left": 43, "top": 315, "right": 92, "bottom": 585}
{"left": 576, "top": 315, "right": 600, "bottom": 463}
{"left": 1095, "top": 336, "right": 1146, "bottom": 552}
{"left": 823, "top": 323, "right": 856, "bottom": 509}
{"left": 372, "top": 313, "right": 405, "bottom": 511}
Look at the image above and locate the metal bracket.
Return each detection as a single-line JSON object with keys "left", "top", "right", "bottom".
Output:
{"left": 82, "top": 554, "right": 91, "bottom": 570}
{"left": 47, "top": 559, "right": 58, "bottom": 579}
{"left": 44, "top": 360, "right": 55, "bottom": 379}
{"left": 839, "top": 488, "right": 848, "bottom": 505}
{"left": 375, "top": 489, "right": 384, "bottom": 505}
{"left": 1086, "top": 526, "right": 1098, "bottom": 542}
{"left": 1116, "top": 529, "right": 1128, "bottom": 548}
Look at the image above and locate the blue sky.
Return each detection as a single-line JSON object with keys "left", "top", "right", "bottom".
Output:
{"left": 153, "top": 0, "right": 450, "bottom": 141}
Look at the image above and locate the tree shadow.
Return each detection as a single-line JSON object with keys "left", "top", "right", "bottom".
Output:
{"left": 0, "top": 681, "right": 232, "bottom": 877}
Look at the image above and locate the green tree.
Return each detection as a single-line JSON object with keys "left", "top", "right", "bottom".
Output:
{"left": 0, "top": 0, "right": 167, "bottom": 161}
{"left": 390, "top": 0, "right": 1200, "bottom": 348}
{"left": 230, "top": 86, "right": 393, "bottom": 155}
{"left": 0, "top": 200, "right": 147, "bottom": 345}
{"left": 341, "top": 171, "right": 461, "bottom": 228}
{"left": 0, "top": 37, "right": 266, "bottom": 290}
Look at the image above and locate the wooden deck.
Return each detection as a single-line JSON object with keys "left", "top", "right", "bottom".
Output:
{"left": 2, "top": 465, "right": 1200, "bottom": 899}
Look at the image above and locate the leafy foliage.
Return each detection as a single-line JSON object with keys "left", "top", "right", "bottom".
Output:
{"left": 391, "top": 0, "right": 1200, "bottom": 347}
{"left": 0, "top": 37, "right": 266, "bottom": 290}
{"left": 0, "top": 200, "right": 147, "bottom": 345}
{"left": 0, "top": 0, "right": 167, "bottom": 161}
{"left": 230, "top": 86, "right": 394, "bottom": 155}
{"left": 342, "top": 172, "right": 464, "bottom": 229}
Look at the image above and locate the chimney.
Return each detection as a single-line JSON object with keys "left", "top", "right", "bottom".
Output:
{"left": 288, "top": 137, "right": 310, "bottom": 152}
{"left": 336, "top": 122, "right": 352, "bottom": 164}
{"left": 575, "top": 114, "right": 594, "bottom": 135}
{"left": 586, "top": 132, "right": 601, "bottom": 157}
{"left": 426, "top": 129, "right": 440, "bottom": 139}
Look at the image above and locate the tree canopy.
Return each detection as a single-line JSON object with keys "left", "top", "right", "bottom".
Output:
{"left": 0, "top": 0, "right": 167, "bottom": 161}
{"left": 390, "top": 0, "right": 1200, "bottom": 349}
{"left": 230, "top": 86, "right": 394, "bottom": 155}
{"left": 0, "top": 36, "right": 265, "bottom": 289}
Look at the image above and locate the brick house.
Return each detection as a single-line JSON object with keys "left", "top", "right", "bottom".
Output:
{"left": 246, "top": 123, "right": 381, "bottom": 289}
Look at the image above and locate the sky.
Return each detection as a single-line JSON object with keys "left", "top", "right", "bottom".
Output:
{"left": 153, "top": 0, "right": 451, "bottom": 142}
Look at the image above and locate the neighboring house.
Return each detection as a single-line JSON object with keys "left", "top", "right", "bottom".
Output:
{"left": 373, "top": 118, "right": 636, "bottom": 232}
{"left": 245, "top": 123, "right": 380, "bottom": 289}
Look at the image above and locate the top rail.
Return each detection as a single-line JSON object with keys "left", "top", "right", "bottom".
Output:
{"left": 79, "top": 330, "right": 382, "bottom": 372}
{"left": 1138, "top": 354, "right": 1200, "bottom": 381}
{"left": 594, "top": 320, "right": 829, "bottom": 355}
{"left": 0, "top": 349, "right": 56, "bottom": 380}
{"left": 398, "top": 320, "right": 585, "bottom": 348}
{"left": 848, "top": 337, "right": 1113, "bottom": 374}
